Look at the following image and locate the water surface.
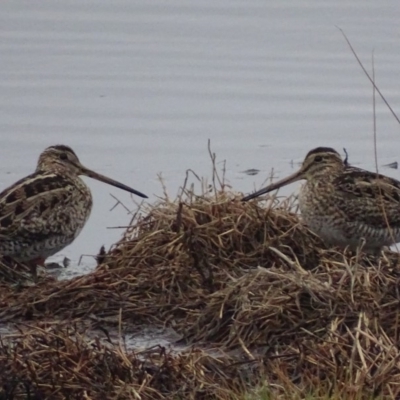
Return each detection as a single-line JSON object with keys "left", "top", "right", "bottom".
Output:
{"left": 1, "top": 1, "right": 399, "bottom": 275}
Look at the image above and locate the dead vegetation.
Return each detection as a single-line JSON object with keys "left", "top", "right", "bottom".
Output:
{"left": 0, "top": 158, "right": 400, "bottom": 399}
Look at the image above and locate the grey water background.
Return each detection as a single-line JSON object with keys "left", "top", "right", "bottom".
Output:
{"left": 0, "top": 1, "right": 400, "bottom": 278}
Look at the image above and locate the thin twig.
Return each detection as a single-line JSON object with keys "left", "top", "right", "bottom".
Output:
{"left": 339, "top": 27, "right": 400, "bottom": 125}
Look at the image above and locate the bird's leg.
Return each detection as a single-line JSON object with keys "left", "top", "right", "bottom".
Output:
{"left": 28, "top": 257, "right": 45, "bottom": 279}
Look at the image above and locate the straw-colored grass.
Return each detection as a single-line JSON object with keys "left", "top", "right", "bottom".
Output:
{"left": 0, "top": 156, "right": 400, "bottom": 399}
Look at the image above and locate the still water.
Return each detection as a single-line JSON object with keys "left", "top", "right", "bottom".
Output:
{"left": 0, "top": 1, "right": 399, "bottom": 276}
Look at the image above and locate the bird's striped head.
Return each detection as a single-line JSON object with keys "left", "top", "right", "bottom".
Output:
{"left": 36, "top": 145, "right": 148, "bottom": 199}
{"left": 242, "top": 147, "right": 345, "bottom": 201}
{"left": 37, "top": 145, "right": 81, "bottom": 174}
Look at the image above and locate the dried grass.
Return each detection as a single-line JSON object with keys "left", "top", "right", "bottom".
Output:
{"left": 0, "top": 152, "right": 400, "bottom": 398}
{"left": 0, "top": 322, "right": 250, "bottom": 400}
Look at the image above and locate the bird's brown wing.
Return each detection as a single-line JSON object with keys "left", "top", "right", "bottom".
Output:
{"left": 333, "top": 169, "right": 400, "bottom": 229}
{"left": 0, "top": 172, "right": 79, "bottom": 241}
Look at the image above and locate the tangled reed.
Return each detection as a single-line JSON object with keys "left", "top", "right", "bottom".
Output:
{"left": 0, "top": 163, "right": 399, "bottom": 399}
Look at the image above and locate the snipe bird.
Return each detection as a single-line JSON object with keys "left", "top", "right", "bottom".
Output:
{"left": 0, "top": 145, "right": 148, "bottom": 276}
{"left": 242, "top": 147, "right": 400, "bottom": 253}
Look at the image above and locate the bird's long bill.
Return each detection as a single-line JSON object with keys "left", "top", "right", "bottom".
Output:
{"left": 82, "top": 167, "right": 148, "bottom": 199}
{"left": 242, "top": 168, "right": 305, "bottom": 201}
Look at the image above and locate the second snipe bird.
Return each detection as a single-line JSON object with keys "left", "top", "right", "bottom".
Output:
{"left": 242, "top": 147, "right": 400, "bottom": 253}
{"left": 0, "top": 145, "right": 148, "bottom": 275}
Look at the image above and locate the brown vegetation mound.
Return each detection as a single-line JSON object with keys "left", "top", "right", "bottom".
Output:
{"left": 0, "top": 187, "right": 323, "bottom": 327}
{"left": 0, "top": 165, "right": 400, "bottom": 398}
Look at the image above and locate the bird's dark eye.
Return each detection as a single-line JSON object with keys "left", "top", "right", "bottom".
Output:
{"left": 59, "top": 152, "right": 68, "bottom": 160}
{"left": 314, "top": 155, "right": 323, "bottom": 162}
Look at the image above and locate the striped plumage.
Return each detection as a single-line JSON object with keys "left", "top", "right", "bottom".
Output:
{"left": 0, "top": 145, "right": 147, "bottom": 275}
{"left": 242, "top": 147, "right": 400, "bottom": 253}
